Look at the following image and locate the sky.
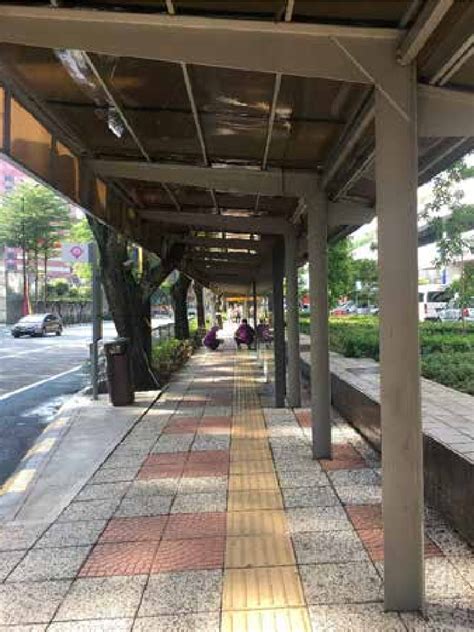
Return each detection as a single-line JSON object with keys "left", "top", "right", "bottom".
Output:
{"left": 352, "top": 153, "right": 474, "bottom": 269}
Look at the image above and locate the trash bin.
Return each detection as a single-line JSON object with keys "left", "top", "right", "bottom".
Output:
{"left": 104, "top": 337, "right": 134, "bottom": 406}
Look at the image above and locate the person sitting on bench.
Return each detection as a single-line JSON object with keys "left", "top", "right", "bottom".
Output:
{"left": 234, "top": 319, "right": 255, "bottom": 349}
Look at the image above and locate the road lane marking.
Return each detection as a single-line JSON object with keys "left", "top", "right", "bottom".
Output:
{"left": 0, "top": 365, "right": 84, "bottom": 402}
{"left": 0, "top": 345, "right": 57, "bottom": 360}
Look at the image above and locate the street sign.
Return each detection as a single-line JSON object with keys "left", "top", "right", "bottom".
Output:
{"left": 61, "top": 243, "right": 90, "bottom": 263}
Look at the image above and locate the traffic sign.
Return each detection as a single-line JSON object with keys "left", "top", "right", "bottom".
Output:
{"left": 61, "top": 243, "right": 90, "bottom": 263}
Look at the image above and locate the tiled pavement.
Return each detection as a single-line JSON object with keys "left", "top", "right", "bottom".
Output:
{"left": 0, "top": 347, "right": 472, "bottom": 630}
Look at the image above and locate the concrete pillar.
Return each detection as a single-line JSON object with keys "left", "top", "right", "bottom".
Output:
{"left": 252, "top": 280, "right": 258, "bottom": 331}
{"left": 272, "top": 243, "right": 286, "bottom": 407}
{"left": 307, "top": 191, "right": 331, "bottom": 459}
{"left": 285, "top": 229, "right": 301, "bottom": 408}
{"left": 375, "top": 65, "right": 424, "bottom": 611}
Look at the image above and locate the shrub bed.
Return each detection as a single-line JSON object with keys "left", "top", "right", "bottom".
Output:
{"left": 299, "top": 315, "right": 474, "bottom": 395}
{"left": 151, "top": 338, "right": 196, "bottom": 384}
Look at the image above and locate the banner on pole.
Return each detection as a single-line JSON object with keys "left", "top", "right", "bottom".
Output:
{"left": 61, "top": 243, "right": 90, "bottom": 263}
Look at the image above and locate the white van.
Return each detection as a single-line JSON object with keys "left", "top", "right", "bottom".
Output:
{"left": 418, "top": 285, "right": 451, "bottom": 321}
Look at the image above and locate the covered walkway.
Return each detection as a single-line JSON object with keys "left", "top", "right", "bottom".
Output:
{"left": 0, "top": 346, "right": 472, "bottom": 630}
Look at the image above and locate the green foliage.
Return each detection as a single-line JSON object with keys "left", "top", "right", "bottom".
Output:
{"left": 151, "top": 338, "right": 194, "bottom": 382}
{"left": 0, "top": 180, "right": 71, "bottom": 258}
{"left": 327, "top": 240, "right": 353, "bottom": 308}
{"left": 299, "top": 315, "right": 474, "bottom": 395}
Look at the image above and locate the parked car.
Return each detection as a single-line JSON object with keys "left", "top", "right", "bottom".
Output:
{"left": 439, "top": 298, "right": 474, "bottom": 322}
{"left": 331, "top": 301, "right": 357, "bottom": 316}
{"left": 418, "top": 285, "right": 451, "bottom": 321}
{"left": 11, "top": 313, "right": 63, "bottom": 338}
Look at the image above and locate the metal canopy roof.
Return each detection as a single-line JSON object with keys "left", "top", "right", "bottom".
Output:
{"left": 0, "top": 1, "right": 473, "bottom": 294}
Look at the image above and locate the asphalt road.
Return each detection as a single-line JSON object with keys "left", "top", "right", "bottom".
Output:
{"left": 0, "top": 318, "right": 172, "bottom": 485}
{"left": 0, "top": 322, "right": 109, "bottom": 485}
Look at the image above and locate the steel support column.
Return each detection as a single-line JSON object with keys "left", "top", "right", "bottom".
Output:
{"left": 307, "top": 191, "right": 331, "bottom": 459}
{"left": 375, "top": 64, "right": 424, "bottom": 611}
{"left": 272, "top": 243, "right": 286, "bottom": 407}
{"left": 285, "top": 229, "right": 301, "bottom": 408}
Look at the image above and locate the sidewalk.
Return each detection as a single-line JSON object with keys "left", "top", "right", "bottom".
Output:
{"left": 0, "top": 345, "right": 472, "bottom": 630}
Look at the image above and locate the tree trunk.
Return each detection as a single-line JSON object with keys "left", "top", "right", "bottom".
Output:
{"left": 172, "top": 273, "right": 191, "bottom": 340}
{"left": 86, "top": 216, "right": 183, "bottom": 390}
{"left": 195, "top": 282, "right": 206, "bottom": 333}
{"left": 43, "top": 252, "right": 48, "bottom": 304}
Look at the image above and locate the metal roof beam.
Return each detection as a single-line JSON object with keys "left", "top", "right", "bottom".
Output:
{"left": 0, "top": 7, "right": 400, "bottom": 85}
{"left": 90, "top": 159, "right": 315, "bottom": 197}
{"left": 141, "top": 210, "right": 290, "bottom": 234}
{"left": 175, "top": 236, "right": 269, "bottom": 251}
{"left": 398, "top": 0, "right": 454, "bottom": 65}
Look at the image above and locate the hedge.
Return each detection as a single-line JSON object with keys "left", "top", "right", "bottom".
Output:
{"left": 299, "top": 315, "right": 474, "bottom": 395}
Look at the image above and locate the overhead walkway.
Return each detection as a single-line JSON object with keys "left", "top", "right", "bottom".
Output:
{"left": 0, "top": 346, "right": 472, "bottom": 629}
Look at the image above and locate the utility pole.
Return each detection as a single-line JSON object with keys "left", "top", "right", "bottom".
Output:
{"left": 90, "top": 242, "right": 103, "bottom": 400}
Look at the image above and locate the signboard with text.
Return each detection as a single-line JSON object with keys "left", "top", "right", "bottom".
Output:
{"left": 61, "top": 243, "right": 90, "bottom": 264}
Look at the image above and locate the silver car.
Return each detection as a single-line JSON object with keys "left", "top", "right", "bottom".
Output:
{"left": 439, "top": 298, "right": 474, "bottom": 322}
{"left": 11, "top": 313, "right": 63, "bottom": 338}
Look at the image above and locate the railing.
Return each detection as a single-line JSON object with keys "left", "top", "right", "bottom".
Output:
{"left": 152, "top": 322, "right": 175, "bottom": 342}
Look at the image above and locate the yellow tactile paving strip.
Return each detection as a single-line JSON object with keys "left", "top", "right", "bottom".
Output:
{"left": 220, "top": 353, "right": 311, "bottom": 631}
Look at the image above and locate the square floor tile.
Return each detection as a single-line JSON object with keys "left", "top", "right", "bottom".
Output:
{"left": 346, "top": 504, "right": 383, "bottom": 530}
{"left": 300, "top": 561, "right": 382, "bottom": 605}
{"left": 178, "top": 476, "right": 227, "bottom": 494}
{"left": 223, "top": 567, "right": 305, "bottom": 610}
{"left": 282, "top": 487, "right": 338, "bottom": 509}
{"left": 293, "top": 531, "right": 368, "bottom": 565}
{"left": 163, "top": 512, "right": 226, "bottom": 540}
{"left": 0, "top": 523, "right": 46, "bottom": 552}
{"left": 171, "top": 492, "right": 227, "bottom": 514}
{"left": 152, "top": 537, "right": 225, "bottom": 572}
{"left": 227, "top": 490, "right": 283, "bottom": 511}
{"left": 139, "top": 570, "right": 223, "bottom": 616}
{"left": 336, "top": 485, "right": 382, "bottom": 505}
{"left": 226, "top": 510, "right": 287, "bottom": 537}
{"left": 138, "top": 464, "right": 184, "bottom": 480}
{"left": 75, "top": 482, "right": 130, "bottom": 502}
{"left": 79, "top": 542, "right": 158, "bottom": 577}
{"left": 59, "top": 500, "right": 120, "bottom": 522}
{"left": 92, "top": 467, "right": 140, "bottom": 484}
{"left": 319, "top": 457, "right": 367, "bottom": 471}
{"left": 49, "top": 619, "right": 133, "bottom": 631}
{"left": 144, "top": 453, "right": 188, "bottom": 466}
{"left": 228, "top": 473, "right": 278, "bottom": 492}
{"left": 133, "top": 613, "right": 220, "bottom": 631}
{"left": 225, "top": 535, "right": 295, "bottom": 568}
{"left": 309, "top": 604, "right": 405, "bottom": 631}
{"left": 0, "top": 580, "right": 71, "bottom": 624}
{"left": 328, "top": 469, "right": 380, "bottom": 487}
{"left": 7, "top": 546, "right": 90, "bottom": 582}
{"left": 229, "top": 460, "right": 274, "bottom": 475}
{"left": 116, "top": 496, "right": 173, "bottom": 518}
{"left": 192, "top": 436, "right": 230, "bottom": 452}
{"left": 163, "top": 419, "right": 200, "bottom": 434}
{"left": 221, "top": 608, "right": 312, "bottom": 632}
{"left": 0, "top": 549, "right": 26, "bottom": 581}
{"left": 401, "top": 599, "right": 474, "bottom": 630}
{"left": 152, "top": 436, "right": 194, "bottom": 454}
{"left": 277, "top": 470, "right": 329, "bottom": 488}
{"left": 126, "top": 479, "right": 179, "bottom": 498}
{"left": 100, "top": 516, "right": 167, "bottom": 543}
{"left": 425, "top": 558, "right": 473, "bottom": 600}
{"left": 56, "top": 575, "right": 147, "bottom": 620}
{"left": 286, "top": 507, "right": 352, "bottom": 534}
{"left": 36, "top": 520, "right": 107, "bottom": 549}
{"left": 187, "top": 450, "right": 230, "bottom": 464}
{"left": 182, "top": 462, "right": 229, "bottom": 477}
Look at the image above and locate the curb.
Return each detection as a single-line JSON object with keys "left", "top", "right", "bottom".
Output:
{"left": 0, "top": 393, "right": 87, "bottom": 524}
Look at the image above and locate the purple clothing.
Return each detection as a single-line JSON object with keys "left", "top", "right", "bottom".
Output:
{"left": 204, "top": 326, "right": 221, "bottom": 350}
{"left": 256, "top": 323, "right": 272, "bottom": 342}
{"left": 235, "top": 323, "right": 255, "bottom": 345}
